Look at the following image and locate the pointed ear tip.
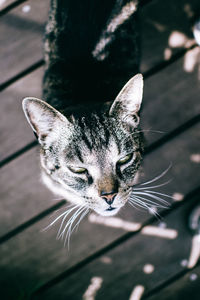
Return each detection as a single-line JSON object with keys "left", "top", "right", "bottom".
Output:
{"left": 135, "top": 73, "right": 143, "bottom": 81}
{"left": 22, "top": 97, "right": 44, "bottom": 110}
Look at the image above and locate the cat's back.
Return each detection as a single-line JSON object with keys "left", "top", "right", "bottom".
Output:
{"left": 43, "top": 0, "right": 140, "bottom": 112}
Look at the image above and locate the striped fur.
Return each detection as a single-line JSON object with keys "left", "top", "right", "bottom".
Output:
{"left": 22, "top": 0, "right": 143, "bottom": 216}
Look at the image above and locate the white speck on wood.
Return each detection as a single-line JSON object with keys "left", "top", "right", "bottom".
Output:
{"left": 129, "top": 285, "right": 145, "bottom": 300}
{"left": 22, "top": 5, "right": 31, "bottom": 13}
{"left": 143, "top": 264, "right": 155, "bottom": 274}
{"left": 190, "top": 273, "right": 198, "bottom": 281}
{"left": 172, "top": 192, "right": 184, "bottom": 201}
{"left": 183, "top": 47, "right": 200, "bottom": 73}
{"left": 100, "top": 256, "right": 112, "bottom": 264}
{"left": 0, "top": 0, "right": 6, "bottom": 7}
{"left": 164, "top": 48, "right": 172, "bottom": 60}
{"left": 83, "top": 277, "right": 103, "bottom": 300}
{"left": 88, "top": 213, "right": 141, "bottom": 231}
{"left": 188, "top": 235, "right": 200, "bottom": 269}
{"left": 190, "top": 154, "right": 200, "bottom": 163}
{"left": 180, "top": 259, "right": 188, "bottom": 267}
{"left": 141, "top": 226, "right": 178, "bottom": 239}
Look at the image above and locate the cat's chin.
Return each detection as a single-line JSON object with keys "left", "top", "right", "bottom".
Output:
{"left": 94, "top": 207, "right": 121, "bottom": 217}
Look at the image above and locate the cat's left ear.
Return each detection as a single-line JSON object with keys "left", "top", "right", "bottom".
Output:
{"left": 109, "top": 74, "right": 143, "bottom": 126}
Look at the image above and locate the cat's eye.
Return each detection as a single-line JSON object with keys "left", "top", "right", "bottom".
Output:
{"left": 68, "top": 166, "right": 87, "bottom": 174}
{"left": 117, "top": 153, "right": 133, "bottom": 165}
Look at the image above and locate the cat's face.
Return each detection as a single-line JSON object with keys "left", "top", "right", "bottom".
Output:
{"left": 22, "top": 74, "right": 144, "bottom": 216}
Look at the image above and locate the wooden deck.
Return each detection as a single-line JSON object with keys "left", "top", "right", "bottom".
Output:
{"left": 0, "top": 0, "right": 200, "bottom": 299}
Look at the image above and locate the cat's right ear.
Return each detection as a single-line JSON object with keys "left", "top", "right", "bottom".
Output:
{"left": 109, "top": 74, "right": 143, "bottom": 127}
{"left": 22, "top": 97, "right": 70, "bottom": 145}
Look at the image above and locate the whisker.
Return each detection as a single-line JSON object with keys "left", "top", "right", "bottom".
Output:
{"left": 134, "top": 129, "right": 165, "bottom": 134}
{"left": 131, "top": 195, "right": 169, "bottom": 209}
{"left": 128, "top": 201, "right": 143, "bottom": 211}
{"left": 135, "top": 164, "right": 172, "bottom": 187}
{"left": 134, "top": 180, "right": 172, "bottom": 190}
{"left": 42, "top": 204, "right": 77, "bottom": 232}
{"left": 129, "top": 198, "right": 150, "bottom": 210}
{"left": 64, "top": 206, "right": 86, "bottom": 248}
{"left": 129, "top": 197, "right": 161, "bottom": 219}
{"left": 57, "top": 205, "right": 81, "bottom": 240}
{"left": 72, "top": 208, "right": 90, "bottom": 234}
{"left": 139, "top": 190, "right": 173, "bottom": 199}
{"left": 129, "top": 200, "right": 147, "bottom": 210}
{"left": 133, "top": 191, "right": 170, "bottom": 205}
{"left": 56, "top": 204, "right": 80, "bottom": 239}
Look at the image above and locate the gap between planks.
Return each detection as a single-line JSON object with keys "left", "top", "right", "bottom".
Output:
{"left": 28, "top": 186, "right": 200, "bottom": 296}
{"left": 143, "top": 261, "right": 200, "bottom": 299}
{"left": 0, "top": 43, "right": 199, "bottom": 169}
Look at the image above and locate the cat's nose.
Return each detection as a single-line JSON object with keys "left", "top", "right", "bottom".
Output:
{"left": 100, "top": 191, "right": 117, "bottom": 205}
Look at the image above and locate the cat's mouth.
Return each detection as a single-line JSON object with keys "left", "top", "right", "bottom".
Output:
{"left": 93, "top": 205, "right": 121, "bottom": 216}
{"left": 106, "top": 206, "right": 116, "bottom": 211}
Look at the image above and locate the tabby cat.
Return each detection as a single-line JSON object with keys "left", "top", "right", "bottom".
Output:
{"left": 22, "top": 0, "right": 144, "bottom": 217}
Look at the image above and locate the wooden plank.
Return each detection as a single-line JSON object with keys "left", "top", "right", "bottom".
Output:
{"left": 140, "top": 0, "right": 200, "bottom": 72}
{"left": 0, "top": 67, "right": 43, "bottom": 161}
{"left": 147, "top": 265, "right": 200, "bottom": 300}
{"left": 0, "top": 146, "right": 54, "bottom": 235}
{"left": 0, "top": 0, "right": 199, "bottom": 85}
{"left": 1, "top": 48, "right": 200, "bottom": 165}
{"left": 0, "top": 0, "right": 29, "bottom": 12}
{"left": 1, "top": 0, "right": 199, "bottom": 163}
{"left": 0, "top": 0, "right": 49, "bottom": 84}
{"left": 0, "top": 122, "right": 199, "bottom": 299}
{"left": 141, "top": 53, "right": 200, "bottom": 145}
{"left": 33, "top": 153, "right": 200, "bottom": 299}
{"left": 0, "top": 0, "right": 16, "bottom": 11}
{"left": 1, "top": 55, "right": 199, "bottom": 233}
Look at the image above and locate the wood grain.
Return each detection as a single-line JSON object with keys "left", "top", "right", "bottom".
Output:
{"left": 140, "top": 0, "right": 200, "bottom": 72}
{"left": 0, "top": 0, "right": 49, "bottom": 84}
{"left": 147, "top": 265, "right": 200, "bottom": 300}
{"left": 0, "top": 67, "right": 43, "bottom": 161}
{"left": 0, "top": 123, "right": 199, "bottom": 299}
{"left": 34, "top": 178, "right": 200, "bottom": 299}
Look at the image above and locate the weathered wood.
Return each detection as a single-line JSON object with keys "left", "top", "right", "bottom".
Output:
{"left": 147, "top": 265, "right": 200, "bottom": 300}
{"left": 0, "top": 0, "right": 199, "bottom": 86}
{"left": 0, "top": 0, "right": 27, "bottom": 12}
{"left": 0, "top": 0, "right": 49, "bottom": 84}
{"left": 33, "top": 179, "right": 200, "bottom": 299}
{"left": 0, "top": 147, "right": 54, "bottom": 235}
{"left": 1, "top": 0, "right": 200, "bottom": 164}
{"left": 1, "top": 49, "right": 200, "bottom": 167}
{"left": 0, "top": 1, "right": 200, "bottom": 299}
{"left": 140, "top": 0, "right": 200, "bottom": 72}
{"left": 0, "top": 67, "right": 43, "bottom": 161}
{"left": 141, "top": 53, "right": 200, "bottom": 145}
{"left": 0, "top": 123, "right": 199, "bottom": 299}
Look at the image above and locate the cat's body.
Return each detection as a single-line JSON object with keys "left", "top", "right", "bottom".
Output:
{"left": 23, "top": 0, "right": 144, "bottom": 217}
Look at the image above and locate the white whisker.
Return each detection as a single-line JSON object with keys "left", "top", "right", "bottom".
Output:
{"left": 140, "top": 190, "right": 173, "bottom": 199}
{"left": 136, "top": 164, "right": 172, "bottom": 187}
{"left": 64, "top": 206, "right": 86, "bottom": 248}
{"left": 56, "top": 205, "right": 80, "bottom": 239}
{"left": 134, "top": 129, "right": 165, "bottom": 134}
{"left": 133, "top": 192, "right": 169, "bottom": 206}
{"left": 134, "top": 180, "right": 172, "bottom": 190}
{"left": 72, "top": 208, "right": 89, "bottom": 233}
{"left": 57, "top": 205, "right": 81, "bottom": 239}
{"left": 42, "top": 204, "right": 76, "bottom": 232}
{"left": 128, "top": 201, "right": 143, "bottom": 211}
{"left": 129, "top": 197, "right": 150, "bottom": 210}
{"left": 131, "top": 195, "right": 168, "bottom": 209}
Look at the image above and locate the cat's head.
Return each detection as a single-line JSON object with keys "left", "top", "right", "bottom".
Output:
{"left": 22, "top": 74, "right": 144, "bottom": 216}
